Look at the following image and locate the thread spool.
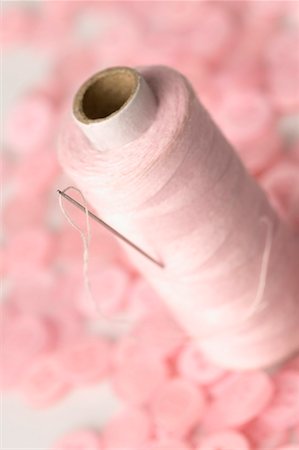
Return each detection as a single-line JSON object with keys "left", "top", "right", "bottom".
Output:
{"left": 59, "top": 65, "right": 299, "bottom": 370}
{"left": 73, "top": 66, "right": 157, "bottom": 151}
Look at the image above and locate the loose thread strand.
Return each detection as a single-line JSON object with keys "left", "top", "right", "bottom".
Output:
{"left": 58, "top": 186, "right": 129, "bottom": 325}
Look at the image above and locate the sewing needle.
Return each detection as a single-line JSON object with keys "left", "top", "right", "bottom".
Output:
{"left": 57, "top": 189, "right": 164, "bottom": 269}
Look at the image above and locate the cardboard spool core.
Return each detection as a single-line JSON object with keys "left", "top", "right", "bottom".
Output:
{"left": 74, "top": 67, "right": 138, "bottom": 122}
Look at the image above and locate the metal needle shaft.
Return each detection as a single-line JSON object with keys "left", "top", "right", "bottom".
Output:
{"left": 57, "top": 189, "right": 164, "bottom": 269}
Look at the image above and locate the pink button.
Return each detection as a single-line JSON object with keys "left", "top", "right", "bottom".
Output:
{"left": 113, "top": 335, "right": 143, "bottom": 368}
{"left": 4, "top": 193, "right": 46, "bottom": 232}
{"left": 5, "top": 94, "right": 56, "bottom": 154}
{"left": 56, "top": 225, "right": 86, "bottom": 266}
{"left": 276, "top": 447, "right": 299, "bottom": 450}
{"left": 215, "top": 90, "right": 280, "bottom": 173}
{"left": 52, "top": 267, "right": 83, "bottom": 309}
{"left": 51, "top": 429, "right": 102, "bottom": 450}
{"left": 142, "top": 2, "right": 201, "bottom": 33}
{"left": 151, "top": 378, "right": 206, "bottom": 438}
{"left": 6, "top": 227, "right": 54, "bottom": 275}
{"left": 203, "top": 371, "right": 274, "bottom": 430}
{"left": 244, "top": 417, "right": 289, "bottom": 450}
{"left": 11, "top": 269, "right": 55, "bottom": 314}
{"left": 102, "top": 408, "right": 151, "bottom": 450}
{"left": 208, "top": 372, "right": 244, "bottom": 398}
{"left": 54, "top": 47, "right": 97, "bottom": 92}
{"left": 265, "top": 29, "right": 299, "bottom": 69}
{"left": 131, "top": 310, "right": 186, "bottom": 360}
{"left": 34, "top": 2, "right": 78, "bottom": 55}
{"left": 77, "top": 264, "right": 130, "bottom": 318}
{"left": 218, "top": 89, "right": 274, "bottom": 141}
{"left": 188, "top": 4, "right": 236, "bottom": 63}
{"left": 259, "top": 369, "right": 299, "bottom": 430}
{"left": 196, "top": 430, "right": 250, "bottom": 450}
{"left": 127, "top": 277, "right": 164, "bottom": 318}
{"left": 265, "top": 30, "right": 299, "bottom": 113}
{"left": 292, "top": 143, "right": 299, "bottom": 166}
{"left": 177, "top": 342, "right": 227, "bottom": 386}
{"left": 145, "top": 439, "right": 192, "bottom": 450}
{"left": 261, "top": 161, "right": 299, "bottom": 228}
{"left": 112, "top": 353, "right": 169, "bottom": 406}
{"left": 2, "top": 311, "right": 53, "bottom": 355}
{"left": 285, "top": 354, "right": 299, "bottom": 372}
{"left": 247, "top": 0, "right": 289, "bottom": 21}
{"left": 46, "top": 304, "right": 85, "bottom": 348}
{"left": 0, "top": 247, "right": 6, "bottom": 277}
{"left": 56, "top": 335, "right": 111, "bottom": 386}
{"left": 22, "top": 355, "right": 71, "bottom": 407}
{"left": 224, "top": 89, "right": 274, "bottom": 139}
{"left": 0, "top": 7, "right": 31, "bottom": 46}
{"left": 1, "top": 312, "right": 53, "bottom": 389}
{"left": 268, "top": 63, "right": 299, "bottom": 114}
{"left": 15, "top": 148, "right": 59, "bottom": 196}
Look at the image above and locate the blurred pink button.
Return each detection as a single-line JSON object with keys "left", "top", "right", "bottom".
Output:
{"left": 45, "top": 304, "right": 85, "bottom": 348}
{"left": 77, "top": 264, "right": 130, "bottom": 318}
{"left": 15, "top": 148, "right": 59, "bottom": 196}
{"left": 261, "top": 161, "right": 299, "bottom": 228}
{"left": 196, "top": 430, "right": 250, "bottom": 450}
{"left": 113, "top": 335, "right": 143, "bottom": 368}
{"left": 5, "top": 94, "right": 56, "bottom": 154}
{"left": 244, "top": 417, "right": 289, "bottom": 450}
{"left": 0, "top": 7, "right": 31, "bottom": 46}
{"left": 203, "top": 371, "right": 274, "bottom": 430}
{"left": 56, "top": 335, "right": 111, "bottom": 386}
{"left": 145, "top": 438, "right": 192, "bottom": 450}
{"left": 268, "top": 64, "right": 299, "bottom": 113}
{"left": 276, "top": 447, "right": 299, "bottom": 450}
{"left": 285, "top": 354, "right": 299, "bottom": 371}
{"left": 218, "top": 89, "right": 273, "bottom": 139}
{"left": 292, "top": 143, "right": 299, "bottom": 166}
{"left": 112, "top": 353, "right": 169, "bottom": 406}
{"left": 151, "top": 378, "right": 206, "bottom": 438}
{"left": 127, "top": 277, "right": 164, "bottom": 318}
{"left": 265, "top": 30, "right": 299, "bottom": 113}
{"left": 0, "top": 247, "right": 6, "bottom": 277}
{"left": 265, "top": 29, "right": 299, "bottom": 69}
{"left": 131, "top": 310, "right": 186, "bottom": 360}
{"left": 102, "top": 408, "right": 151, "bottom": 450}
{"left": 4, "top": 193, "right": 46, "bottom": 232}
{"left": 259, "top": 370, "right": 299, "bottom": 430}
{"left": 22, "top": 355, "right": 71, "bottom": 407}
{"left": 1, "top": 312, "right": 53, "bottom": 389}
{"left": 51, "top": 266, "right": 84, "bottom": 308}
{"left": 208, "top": 372, "right": 245, "bottom": 398}
{"left": 216, "top": 90, "right": 280, "bottom": 173}
{"left": 51, "top": 429, "right": 102, "bottom": 450}
{"left": 218, "top": 89, "right": 272, "bottom": 138}
{"left": 6, "top": 227, "right": 54, "bottom": 275}
{"left": 10, "top": 267, "right": 56, "bottom": 316}
{"left": 188, "top": 4, "right": 236, "bottom": 63}
{"left": 177, "top": 342, "right": 227, "bottom": 385}
{"left": 56, "top": 226, "right": 87, "bottom": 266}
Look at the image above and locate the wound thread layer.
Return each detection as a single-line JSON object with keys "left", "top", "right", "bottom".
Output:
{"left": 59, "top": 65, "right": 299, "bottom": 370}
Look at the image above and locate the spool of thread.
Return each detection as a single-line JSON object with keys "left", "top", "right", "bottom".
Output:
{"left": 59, "top": 66, "right": 299, "bottom": 370}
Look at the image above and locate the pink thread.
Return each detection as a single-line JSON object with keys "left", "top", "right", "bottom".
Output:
{"left": 58, "top": 186, "right": 131, "bottom": 325}
{"left": 201, "top": 215, "right": 274, "bottom": 334}
{"left": 58, "top": 186, "right": 93, "bottom": 310}
{"left": 59, "top": 66, "right": 299, "bottom": 370}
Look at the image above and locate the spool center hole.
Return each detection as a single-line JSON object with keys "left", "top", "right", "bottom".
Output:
{"left": 82, "top": 71, "right": 137, "bottom": 120}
